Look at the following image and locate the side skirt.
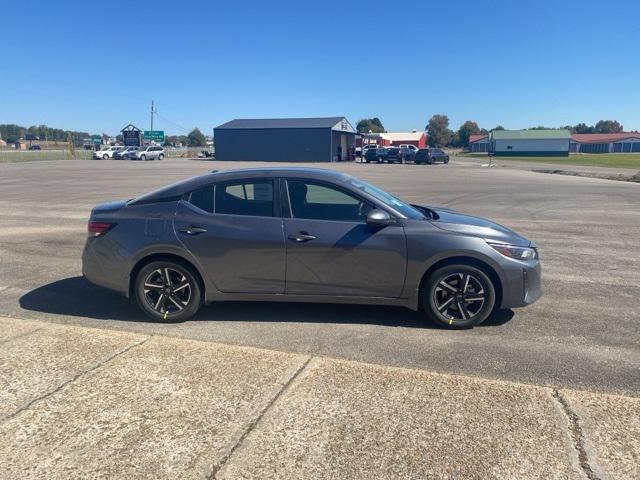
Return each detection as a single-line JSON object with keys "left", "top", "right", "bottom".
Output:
{"left": 204, "top": 292, "right": 417, "bottom": 311}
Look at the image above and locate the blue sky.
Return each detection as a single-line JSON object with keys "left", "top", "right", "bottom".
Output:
{"left": 1, "top": 0, "right": 639, "bottom": 135}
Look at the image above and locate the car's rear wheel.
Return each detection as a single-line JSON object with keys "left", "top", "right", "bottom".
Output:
{"left": 135, "top": 260, "right": 202, "bottom": 322}
{"left": 444, "top": 157, "right": 449, "bottom": 164}
{"left": 422, "top": 264, "right": 495, "bottom": 328}
{"left": 158, "top": 154, "right": 164, "bottom": 160}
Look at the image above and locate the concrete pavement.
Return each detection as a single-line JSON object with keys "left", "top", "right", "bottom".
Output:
{"left": 1, "top": 315, "right": 637, "bottom": 479}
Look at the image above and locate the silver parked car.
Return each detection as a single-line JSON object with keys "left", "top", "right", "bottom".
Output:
{"left": 133, "top": 146, "right": 165, "bottom": 161}
{"left": 82, "top": 168, "right": 541, "bottom": 328}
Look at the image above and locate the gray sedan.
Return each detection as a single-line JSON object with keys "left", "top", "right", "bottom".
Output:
{"left": 82, "top": 167, "right": 541, "bottom": 328}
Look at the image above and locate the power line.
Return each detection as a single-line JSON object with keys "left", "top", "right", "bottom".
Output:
{"left": 153, "top": 110, "right": 191, "bottom": 134}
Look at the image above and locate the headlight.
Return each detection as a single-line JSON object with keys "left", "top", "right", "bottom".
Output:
{"left": 487, "top": 242, "right": 538, "bottom": 261}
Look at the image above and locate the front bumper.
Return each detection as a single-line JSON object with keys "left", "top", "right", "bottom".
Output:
{"left": 500, "top": 260, "right": 542, "bottom": 309}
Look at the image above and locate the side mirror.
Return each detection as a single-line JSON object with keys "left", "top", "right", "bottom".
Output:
{"left": 366, "top": 209, "right": 395, "bottom": 227}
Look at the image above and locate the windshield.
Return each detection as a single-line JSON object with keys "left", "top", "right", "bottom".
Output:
{"left": 346, "top": 179, "right": 425, "bottom": 219}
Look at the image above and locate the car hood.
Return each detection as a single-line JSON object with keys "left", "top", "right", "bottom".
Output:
{"left": 422, "top": 205, "right": 532, "bottom": 247}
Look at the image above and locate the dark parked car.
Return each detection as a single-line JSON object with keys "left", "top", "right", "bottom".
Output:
{"left": 415, "top": 148, "right": 449, "bottom": 164}
{"left": 113, "top": 147, "right": 139, "bottom": 160}
{"left": 363, "top": 147, "right": 388, "bottom": 163}
{"left": 386, "top": 147, "right": 415, "bottom": 164}
{"left": 83, "top": 168, "right": 541, "bottom": 329}
{"left": 28, "top": 145, "right": 41, "bottom": 150}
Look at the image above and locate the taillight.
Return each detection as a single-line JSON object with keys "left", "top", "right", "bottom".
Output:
{"left": 88, "top": 221, "right": 115, "bottom": 237}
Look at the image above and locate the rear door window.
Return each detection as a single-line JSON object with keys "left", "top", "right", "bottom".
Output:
{"left": 215, "top": 181, "right": 274, "bottom": 217}
{"left": 188, "top": 186, "right": 214, "bottom": 213}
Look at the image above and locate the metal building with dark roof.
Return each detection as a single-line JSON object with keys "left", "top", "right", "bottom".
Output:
{"left": 214, "top": 117, "right": 357, "bottom": 162}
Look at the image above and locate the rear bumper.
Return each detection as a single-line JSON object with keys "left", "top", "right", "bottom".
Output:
{"left": 82, "top": 239, "right": 128, "bottom": 296}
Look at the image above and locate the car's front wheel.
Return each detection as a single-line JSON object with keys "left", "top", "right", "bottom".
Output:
{"left": 422, "top": 264, "right": 496, "bottom": 328}
{"left": 140, "top": 154, "right": 147, "bottom": 161}
{"left": 103, "top": 154, "right": 109, "bottom": 160}
{"left": 135, "top": 260, "right": 202, "bottom": 322}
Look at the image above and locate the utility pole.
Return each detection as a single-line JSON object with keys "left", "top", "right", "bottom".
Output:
{"left": 150, "top": 100, "right": 155, "bottom": 133}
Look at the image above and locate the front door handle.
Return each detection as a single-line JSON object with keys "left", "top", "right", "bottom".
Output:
{"left": 288, "top": 232, "right": 316, "bottom": 242}
{"left": 179, "top": 225, "right": 207, "bottom": 235}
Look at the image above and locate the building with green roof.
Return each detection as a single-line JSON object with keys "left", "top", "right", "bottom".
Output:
{"left": 489, "top": 129, "right": 570, "bottom": 156}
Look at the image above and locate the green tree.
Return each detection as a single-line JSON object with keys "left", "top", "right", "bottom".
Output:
{"left": 457, "top": 120, "right": 481, "bottom": 147}
{"left": 356, "top": 118, "right": 385, "bottom": 133}
{"left": 491, "top": 125, "right": 505, "bottom": 131}
{"left": 426, "top": 114, "right": 452, "bottom": 147}
{"left": 595, "top": 120, "right": 623, "bottom": 133}
{"left": 187, "top": 128, "right": 207, "bottom": 147}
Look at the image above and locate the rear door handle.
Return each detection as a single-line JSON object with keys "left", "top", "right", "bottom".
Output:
{"left": 179, "top": 225, "right": 207, "bottom": 235}
{"left": 288, "top": 232, "right": 316, "bottom": 242}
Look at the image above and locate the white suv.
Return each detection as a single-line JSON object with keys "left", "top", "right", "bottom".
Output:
{"left": 133, "top": 146, "right": 165, "bottom": 161}
{"left": 399, "top": 144, "right": 419, "bottom": 153}
{"left": 93, "top": 146, "right": 123, "bottom": 160}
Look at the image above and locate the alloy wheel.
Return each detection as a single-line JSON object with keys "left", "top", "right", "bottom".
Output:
{"left": 143, "top": 268, "right": 192, "bottom": 314}
{"left": 433, "top": 272, "right": 485, "bottom": 321}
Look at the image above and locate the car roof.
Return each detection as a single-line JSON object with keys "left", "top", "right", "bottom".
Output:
{"left": 130, "top": 167, "right": 356, "bottom": 204}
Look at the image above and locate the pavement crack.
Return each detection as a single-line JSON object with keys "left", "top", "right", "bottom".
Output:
{"left": 208, "top": 355, "right": 313, "bottom": 479}
{"left": 552, "top": 389, "right": 601, "bottom": 480}
{"left": 0, "top": 335, "right": 151, "bottom": 424}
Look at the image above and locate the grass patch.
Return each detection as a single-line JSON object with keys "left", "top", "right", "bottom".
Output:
{"left": 0, "top": 150, "right": 93, "bottom": 163}
{"left": 463, "top": 153, "right": 640, "bottom": 169}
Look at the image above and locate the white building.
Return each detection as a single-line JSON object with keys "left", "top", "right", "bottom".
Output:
{"left": 490, "top": 130, "right": 571, "bottom": 156}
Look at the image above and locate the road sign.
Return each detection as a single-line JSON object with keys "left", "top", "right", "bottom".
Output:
{"left": 144, "top": 130, "right": 165, "bottom": 143}
{"left": 123, "top": 130, "right": 141, "bottom": 147}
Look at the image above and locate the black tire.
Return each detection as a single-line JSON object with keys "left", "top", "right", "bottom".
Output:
{"left": 103, "top": 154, "right": 108, "bottom": 160}
{"left": 158, "top": 154, "right": 165, "bottom": 160}
{"left": 444, "top": 157, "right": 449, "bottom": 164}
{"left": 122, "top": 154, "right": 129, "bottom": 160}
{"left": 422, "top": 264, "right": 496, "bottom": 329}
{"left": 140, "top": 154, "right": 147, "bottom": 161}
{"left": 135, "top": 260, "right": 202, "bottom": 323}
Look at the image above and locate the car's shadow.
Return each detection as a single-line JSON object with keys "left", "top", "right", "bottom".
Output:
{"left": 18, "top": 276, "right": 514, "bottom": 329}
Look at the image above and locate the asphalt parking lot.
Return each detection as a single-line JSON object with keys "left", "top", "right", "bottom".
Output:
{"left": 0, "top": 158, "right": 638, "bottom": 395}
